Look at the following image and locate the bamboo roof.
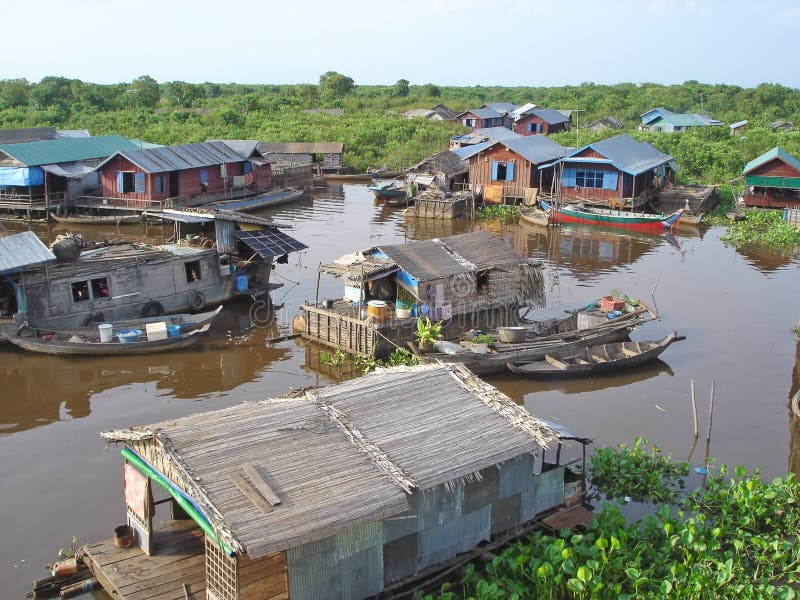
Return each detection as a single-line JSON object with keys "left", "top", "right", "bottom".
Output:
{"left": 101, "top": 364, "right": 555, "bottom": 559}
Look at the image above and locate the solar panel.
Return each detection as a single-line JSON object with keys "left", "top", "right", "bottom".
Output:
{"left": 233, "top": 228, "right": 307, "bottom": 259}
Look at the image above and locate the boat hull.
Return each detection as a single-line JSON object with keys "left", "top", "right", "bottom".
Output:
{"left": 540, "top": 199, "right": 682, "bottom": 230}
{"left": 210, "top": 188, "right": 303, "bottom": 212}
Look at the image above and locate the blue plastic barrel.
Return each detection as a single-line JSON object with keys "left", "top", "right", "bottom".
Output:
{"left": 235, "top": 274, "right": 248, "bottom": 292}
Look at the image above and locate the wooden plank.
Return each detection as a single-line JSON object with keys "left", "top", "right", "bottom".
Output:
{"left": 243, "top": 463, "right": 282, "bottom": 506}
{"left": 590, "top": 354, "right": 607, "bottom": 363}
{"left": 544, "top": 354, "right": 568, "bottom": 369}
{"left": 621, "top": 347, "right": 638, "bottom": 357}
{"left": 229, "top": 471, "right": 273, "bottom": 513}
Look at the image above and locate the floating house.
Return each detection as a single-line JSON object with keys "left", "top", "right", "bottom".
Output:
{"left": 89, "top": 363, "right": 590, "bottom": 600}
{"left": 545, "top": 134, "right": 677, "bottom": 206}
{"left": 454, "top": 108, "right": 507, "bottom": 130}
{"left": 585, "top": 117, "right": 623, "bottom": 133}
{"left": 298, "top": 230, "right": 544, "bottom": 358}
{"left": 513, "top": 107, "right": 571, "bottom": 135}
{"left": 740, "top": 147, "right": 800, "bottom": 209}
{"left": 729, "top": 120, "right": 748, "bottom": 136}
{"left": 405, "top": 149, "right": 468, "bottom": 191}
{"left": 257, "top": 142, "right": 344, "bottom": 173}
{"left": 93, "top": 141, "right": 272, "bottom": 209}
{"left": 0, "top": 212, "right": 306, "bottom": 337}
{"left": 640, "top": 107, "right": 724, "bottom": 132}
{"left": 449, "top": 126, "right": 521, "bottom": 150}
{"left": 0, "top": 135, "right": 138, "bottom": 212}
{"left": 465, "top": 136, "right": 567, "bottom": 204}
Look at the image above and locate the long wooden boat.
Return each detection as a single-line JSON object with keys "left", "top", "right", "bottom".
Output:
{"left": 327, "top": 170, "right": 403, "bottom": 183}
{"left": 677, "top": 212, "right": 704, "bottom": 227}
{"left": 7, "top": 308, "right": 221, "bottom": 356}
{"left": 209, "top": 187, "right": 303, "bottom": 212}
{"left": 507, "top": 331, "right": 684, "bottom": 378}
{"left": 419, "top": 303, "right": 654, "bottom": 376}
{"left": 47, "top": 307, "right": 223, "bottom": 338}
{"left": 519, "top": 206, "right": 551, "bottom": 227}
{"left": 50, "top": 213, "right": 143, "bottom": 225}
{"left": 540, "top": 198, "right": 683, "bottom": 230}
{"left": 368, "top": 181, "right": 407, "bottom": 201}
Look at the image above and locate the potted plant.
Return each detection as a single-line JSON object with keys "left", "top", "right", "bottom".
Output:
{"left": 469, "top": 333, "right": 495, "bottom": 354}
{"left": 414, "top": 317, "right": 443, "bottom": 352}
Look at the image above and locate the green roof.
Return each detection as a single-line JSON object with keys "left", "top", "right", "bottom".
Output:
{"left": 0, "top": 135, "right": 138, "bottom": 166}
{"left": 742, "top": 146, "right": 800, "bottom": 175}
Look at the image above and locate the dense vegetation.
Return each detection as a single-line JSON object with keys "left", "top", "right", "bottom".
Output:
{"left": 420, "top": 440, "right": 800, "bottom": 600}
{"left": 2, "top": 74, "right": 800, "bottom": 179}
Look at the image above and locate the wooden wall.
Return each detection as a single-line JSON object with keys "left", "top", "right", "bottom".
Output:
{"left": 515, "top": 114, "right": 569, "bottom": 135}
{"left": 747, "top": 158, "right": 800, "bottom": 178}
{"left": 238, "top": 551, "right": 289, "bottom": 600}
{"left": 468, "top": 145, "right": 537, "bottom": 201}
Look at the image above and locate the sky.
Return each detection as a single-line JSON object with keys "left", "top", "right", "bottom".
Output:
{"left": 3, "top": 0, "right": 798, "bottom": 89}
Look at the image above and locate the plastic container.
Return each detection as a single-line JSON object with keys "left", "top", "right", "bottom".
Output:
{"left": 606, "top": 310, "right": 623, "bottom": 319}
{"left": 145, "top": 322, "right": 168, "bottom": 341}
{"left": 98, "top": 323, "right": 113, "bottom": 343}
{"left": 116, "top": 329, "right": 143, "bottom": 343}
{"left": 166, "top": 324, "right": 181, "bottom": 338}
{"left": 497, "top": 326, "right": 526, "bottom": 343}
{"left": 600, "top": 296, "right": 626, "bottom": 312}
{"left": 366, "top": 300, "right": 388, "bottom": 322}
{"left": 235, "top": 274, "right": 249, "bottom": 292}
{"left": 395, "top": 307, "right": 412, "bottom": 319}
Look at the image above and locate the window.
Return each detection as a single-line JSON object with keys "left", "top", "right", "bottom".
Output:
{"left": 527, "top": 122, "right": 542, "bottom": 133}
{"left": 576, "top": 169, "right": 604, "bottom": 189}
{"left": 116, "top": 172, "right": 136, "bottom": 193}
{"left": 71, "top": 281, "right": 90, "bottom": 302}
{"left": 91, "top": 277, "right": 109, "bottom": 298}
{"left": 491, "top": 160, "right": 515, "bottom": 182}
{"left": 464, "top": 118, "right": 476, "bottom": 127}
{"left": 185, "top": 260, "right": 202, "bottom": 283}
{"left": 155, "top": 175, "right": 167, "bottom": 194}
{"left": 200, "top": 169, "right": 208, "bottom": 192}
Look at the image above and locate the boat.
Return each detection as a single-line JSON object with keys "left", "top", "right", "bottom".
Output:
{"left": 418, "top": 301, "right": 656, "bottom": 376}
{"left": 327, "top": 170, "right": 403, "bottom": 183}
{"left": 676, "top": 212, "right": 704, "bottom": 227}
{"left": 506, "top": 331, "right": 685, "bottom": 378}
{"left": 50, "top": 212, "right": 143, "bottom": 225}
{"left": 519, "top": 206, "right": 551, "bottom": 227}
{"left": 208, "top": 187, "right": 303, "bottom": 212}
{"left": 7, "top": 307, "right": 222, "bottom": 356}
{"left": 368, "top": 181, "right": 407, "bottom": 202}
{"left": 792, "top": 390, "right": 800, "bottom": 419}
{"left": 540, "top": 198, "right": 683, "bottom": 230}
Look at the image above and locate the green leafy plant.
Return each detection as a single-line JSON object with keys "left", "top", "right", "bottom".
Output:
{"left": 387, "top": 347, "right": 419, "bottom": 367}
{"left": 319, "top": 348, "right": 349, "bottom": 366}
{"left": 471, "top": 333, "right": 495, "bottom": 346}
{"left": 476, "top": 204, "right": 521, "bottom": 222}
{"left": 792, "top": 321, "right": 800, "bottom": 339}
{"left": 719, "top": 208, "right": 800, "bottom": 250}
{"left": 57, "top": 536, "right": 78, "bottom": 560}
{"left": 415, "top": 317, "right": 443, "bottom": 348}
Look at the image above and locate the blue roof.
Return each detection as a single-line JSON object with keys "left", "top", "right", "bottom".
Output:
{"left": 742, "top": 147, "right": 800, "bottom": 175}
{"left": 451, "top": 141, "right": 492, "bottom": 160}
{"left": 495, "top": 136, "right": 567, "bottom": 165}
{"left": 564, "top": 134, "right": 674, "bottom": 175}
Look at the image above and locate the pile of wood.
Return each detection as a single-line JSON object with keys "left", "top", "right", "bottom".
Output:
{"left": 28, "top": 556, "right": 96, "bottom": 599}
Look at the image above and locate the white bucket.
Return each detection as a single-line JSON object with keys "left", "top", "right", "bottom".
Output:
{"left": 98, "top": 323, "right": 113, "bottom": 343}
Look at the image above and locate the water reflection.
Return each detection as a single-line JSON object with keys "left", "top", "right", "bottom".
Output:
{"left": 790, "top": 341, "right": 800, "bottom": 477}
{"left": 735, "top": 245, "right": 800, "bottom": 273}
{"left": 0, "top": 300, "right": 288, "bottom": 434}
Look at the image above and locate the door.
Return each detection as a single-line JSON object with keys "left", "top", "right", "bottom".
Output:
{"left": 169, "top": 171, "right": 180, "bottom": 197}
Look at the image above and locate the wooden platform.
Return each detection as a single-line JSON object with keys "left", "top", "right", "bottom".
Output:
{"left": 541, "top": 505, "right": 595, "bottom": 532}
{"left": 82, "top": 519, "right": 206, "bottom": 600}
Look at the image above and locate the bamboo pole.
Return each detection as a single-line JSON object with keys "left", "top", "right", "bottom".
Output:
{"left": 691, "top": 379, "right": 698, "bottom": 438}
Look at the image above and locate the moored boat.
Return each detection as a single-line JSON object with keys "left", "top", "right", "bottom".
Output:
{"left": 50, "top": 212, "right": 144, "bottom": 225}
{"left": 519, "top": 206, "right": 551, "bottom": 227}
{"left": 368, "top": 181, "right": 408, "bottom": 202}
{"left": 208, "top": 187, "right": 303, "bottom": 212}
{"left": 540, "top": 198, "right": 683, "bottom": 230}
{"left": 507, "top": 331, "right": 685, "bottom": 378}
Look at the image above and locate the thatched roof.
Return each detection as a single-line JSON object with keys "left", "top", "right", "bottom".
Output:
{"left": 101, "top": 364, "right": 555, "bottom": 559}
{"left": 408, "top": 150, "right": 468, "bottom": 179}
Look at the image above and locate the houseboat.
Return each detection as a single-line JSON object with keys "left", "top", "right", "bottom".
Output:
{"left": 88, "top": 363, "right": 592, "bottom": 600}
{"left": 295, "top": 230, "right": 545, "bottom": 358}
{"left": 0, "top": 212, "right": 306, "bottom": 338}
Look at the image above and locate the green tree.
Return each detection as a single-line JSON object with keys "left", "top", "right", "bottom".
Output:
{"left": 128, "top": 75, "right": 160, "bottom": 109}
{"left": 164, "top": 81, "right": 201, "bottom": 108}
{"left": 393, "top": 78, "right": 410, "bottom": 97}
{"left": 0, "top": 78, "right": 30, "bottom": 108}
{"left": 319, "top": 71, "right": 355, "bottom": 102}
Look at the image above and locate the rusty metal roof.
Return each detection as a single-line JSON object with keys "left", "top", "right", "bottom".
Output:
{"left": 97, "top": 141, "right": 247, "bottom": 174}
{"left": 0, "top": 231, "right": 56, "bottom": 274}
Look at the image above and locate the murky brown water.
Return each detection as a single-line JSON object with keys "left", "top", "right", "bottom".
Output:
{"left": 2, "top": 184, "right": 799, "bottom": 594}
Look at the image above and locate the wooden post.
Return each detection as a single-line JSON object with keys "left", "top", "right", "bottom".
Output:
{"left": 691, "top": 379, "right": 698, "bottom": 438}
{"left": 314, "top": 263, "right": 321, "bottom": 306}
{"left": 705, "top": 381, "right": 715, "bottom": 444}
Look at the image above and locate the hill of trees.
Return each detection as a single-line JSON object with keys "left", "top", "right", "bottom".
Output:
{"left": 1, "top": 73, "right": 798, "bottom": 182}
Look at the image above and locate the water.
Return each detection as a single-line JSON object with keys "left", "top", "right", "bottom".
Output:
{"left": 2, "top": 185, "right": 799, "bottom": 595}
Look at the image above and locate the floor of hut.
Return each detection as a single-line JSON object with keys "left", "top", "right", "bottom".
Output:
{"left": 82, "top": 519, "right": 206, "bottom": 600}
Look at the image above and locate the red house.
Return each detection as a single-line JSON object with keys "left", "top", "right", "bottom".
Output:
{"left": 554, "top": 134, "right": 675, "bottom": 205}
{"left": 454, "top": 108, "right": 507, "bottom": 130}
{"left": 95, "top": 141, "right": 272, "bottom": 207}
{"left": 741, "top": 147, "right": 800, "bottom": 209}
{"left": 514, "top": 108, "right": 571, "bottom": 135}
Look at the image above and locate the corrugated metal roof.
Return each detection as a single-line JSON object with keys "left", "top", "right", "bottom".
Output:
{"left": 98, "top": 141, "right": 247, "bottom": 174}
{"left": 257, "top": 141, "right": 343, "bottom": 154}
{"left": 460, "top": 107, "right": 503, "bottom": 119}
{"left": 472, "top": 127, "right": 521, "bottom": 142}
{"left": 451, "top": 141, "right": 492, "bottom": 160}
{"left": 211, "top": 139, "right": 261, "bottom": 159}
{"left": 0, "top": 127, "right": 57, "bottom": 144}
{"left": 481, "top": 102, "right": 518, "bottom": 114}
{"left": 56, "top": 130, "right": 91, "bottom": 139}
{"left": 0, "top": 135, "right": 138, "bottom": 167}
{"left": 0, "top": 231, "right": 56, "bottom": 273}
{"left": 566, "top": 134, "right": 674, "bottom": 176}
{"left": 528, "top": 108, "right": 570, "bottom": 125}
{"left": 729, "top": 120, "right": 748, "bottom": 129}
{"left": 498, "top": 135, "right": 567, "bottom": 165}
{"left": 743, "top": 146, "right": 800, "bottom": 175}
{"left": 408, "top": 150, "right": 467, "bottom": 178}
{"left": 439, "top": 230, "right": 525, "bottom": 270}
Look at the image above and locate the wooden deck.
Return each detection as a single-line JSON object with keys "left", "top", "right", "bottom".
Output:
{"left": 82, "top": 519, "right": 206, "bottom": 600}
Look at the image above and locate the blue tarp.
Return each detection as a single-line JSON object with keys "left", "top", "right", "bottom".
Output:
{"left": 0, "top": 166, "right": 44, "bottom": 186}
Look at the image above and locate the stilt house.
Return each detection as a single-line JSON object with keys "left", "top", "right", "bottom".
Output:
{"left": 91, "top": 364, "right": 590, "bottom": 600}
{"left": 740, "top": 146, "right": 800, "bottom": 209}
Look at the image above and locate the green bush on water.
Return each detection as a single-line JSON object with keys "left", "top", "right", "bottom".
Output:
{"left": 476, "top": 205, "right": 521, "bottom": 222}
{"left": 719, "top": 209, "right": 800, "bottom": 250}
{"left": 420, "top": 442, "right": 800, "bottom": 600}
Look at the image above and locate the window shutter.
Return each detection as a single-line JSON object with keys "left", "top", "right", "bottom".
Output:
{"left": 507, "top": 162, "right": 515, "bottom": 182}
{"left": 116, "top": 172, "right": 124, "bottom": 193}
{"left": 603, "top": 171, "right": 618, "bottom": 190}
{"left": 491, "top": 161, "right": 499, "bottom": 181}
{"left": 134, "top": 172, "right": 146, "bottom": 194}
{"left": 200, "top": 169, "right": 208, "bottom": 185}
{"left": 243, "top": 162, "right": 252, "bottom": 174}
{"left": 562, "top": 168, "right": 576, "bottom": 187}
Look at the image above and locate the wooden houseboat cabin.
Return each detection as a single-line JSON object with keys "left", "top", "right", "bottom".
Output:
{"left": 258, "top": 142, "right": 344, "bottom": 173}
{"left": 90, "top": 364, "right": 590, "bottom": 600}
{"left": 94, "top": 142, "right": 272, "bottom": 209}
{"left": 0, "top": 135, "right": 138, "bottom": 213}
{"left": 0, "top": 213, "right": 306, "bottom": 335}
{"left": 740, "top": 146, "right": 800, "bottom": 209}
{"left": 546, "top": 134, "right": 677, "bottom": 207}
{"left": 297, "top": 230, "right": 544, "bottom": 358}
{"left": 466, "top": 136, "right": 567, "bottom": 204}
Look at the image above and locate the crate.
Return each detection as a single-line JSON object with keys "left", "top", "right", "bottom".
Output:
{"left": 600, "top": 297, "right": 625, "bottom": 312}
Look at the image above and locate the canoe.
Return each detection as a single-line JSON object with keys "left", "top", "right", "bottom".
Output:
{"left": 677, "top": 212, "right": 704, "bottom": 227}
{"left": 507, "top": 331, "right": 684, "bottom": 378}
{"left": 519, "top": 206, "right": 551, "bottom": 227}
{"left": 209, "top": 187, "right": 303, "bottom": 212}
{"left": 7, "top": 307, "right": 221, "bottom": 356}
{"left": 51, "top": 213, "right": 143, "bottom": 225}
{"left": 540, "top": 198, "right": 683, "bottom": 230}
{"left": 327, "top": 171, "right": 403, "bottom": 183}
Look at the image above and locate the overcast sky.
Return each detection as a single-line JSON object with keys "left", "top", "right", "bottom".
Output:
{"left": 3, "top": 0, "right": 797, "bottom": 88}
